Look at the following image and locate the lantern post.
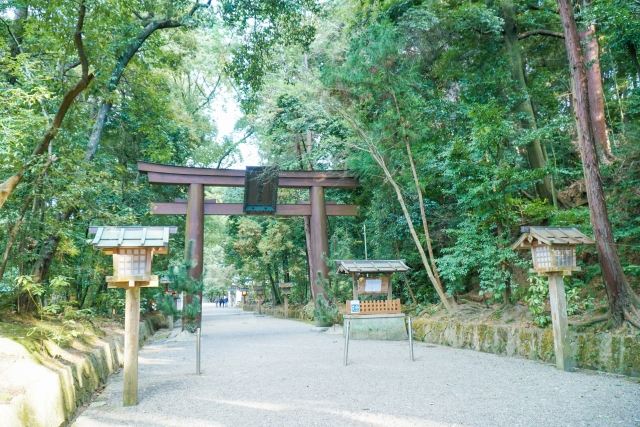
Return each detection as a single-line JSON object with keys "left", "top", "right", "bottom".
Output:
{"left": 512, "top": 227, "right": 595, "bottom": 372}
{"left": 89, "top": 226, "right": 176, "bottom": 405}
{"left": 279, "top": 283, "right": 294, "bottom": 318}
{"left": 254, "top": 286, "right": 265, "bottom": 315}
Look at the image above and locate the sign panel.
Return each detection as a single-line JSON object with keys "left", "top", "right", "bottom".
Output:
{"left": 243, "top": 166, "right": 278, "bottom": 213}
{"left": 357, "top": 276, "right": 390, "bottom": 295}
{"left": 364, "top": 278, "right": 382, "bottom": 293}
{"left": 349, "top": 300, "right": 360, "bottom": 313}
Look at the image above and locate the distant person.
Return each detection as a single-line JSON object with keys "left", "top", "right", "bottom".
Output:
{"left": 214, "top": 297, "right": 219, "bottom": 307}
{"left": 224, "top": 297, "right": 229, "bottom": 307}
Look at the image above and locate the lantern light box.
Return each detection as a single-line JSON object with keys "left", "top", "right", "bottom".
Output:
{"left": 89, "top": 226, "right": 178, "bottom": 288}
{"left": 511, "top": 226, "right": 595, "bottom": 275}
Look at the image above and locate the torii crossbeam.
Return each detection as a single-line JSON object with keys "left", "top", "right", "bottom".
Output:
{"left": 137, "top": 161, "right": 359, "bottom": 323}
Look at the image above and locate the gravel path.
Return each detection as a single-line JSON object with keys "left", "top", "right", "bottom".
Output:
{"left": 72, "top": 303, "right": 640, "bottom": 427}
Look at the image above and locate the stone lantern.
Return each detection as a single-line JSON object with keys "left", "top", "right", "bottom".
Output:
{"left": 89, "top": 225, "right": 177, "bottom": 406}
{"left": 512, "top": 226, "right": 595, "bottom": 371}
{"left": 279, "top": 282, "right": 294, "bottom": 318}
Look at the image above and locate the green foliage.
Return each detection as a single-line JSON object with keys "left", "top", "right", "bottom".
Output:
{"left": 158, "top": 240, "right": 204, "bottom": 332}
{"left": 525, "top": 276, "right": 551, "bottom": 328}
{"left": 312, "top": 294, "right": 339, "bottom": 326}
{"left": 3, "top": 0, "right": 640, "bottom": 328}
{"left": 438, "top": 218, "right": 516, "bottom": 299}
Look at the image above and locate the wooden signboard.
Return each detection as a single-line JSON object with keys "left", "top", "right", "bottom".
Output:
{"left": 357, "top": 276, "right": 389, "bottom": 295}
{"left": 244, "top": 166, "right": 278, "bottom": 213}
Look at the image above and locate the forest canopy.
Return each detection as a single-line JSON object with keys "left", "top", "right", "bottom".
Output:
{"left": 1, "top": 0, "right": 639, "bottom": 329}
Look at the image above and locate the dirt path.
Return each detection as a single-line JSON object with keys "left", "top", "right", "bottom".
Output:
{"left": 71, "top": 303, "right": 640, "bottom": 427}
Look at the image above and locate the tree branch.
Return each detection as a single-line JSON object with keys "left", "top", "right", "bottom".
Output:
{"left": 215, "top": 130, "right": 254, "bottom": 169}
{"left": 61, "top": 60, "right": 81, "bottom": 76}
{"left": 518, "top": 29, "right": 564, "bottom": 40}
{"left": 0, "top": 1, "right": 94, "bottom": 209}
{"left": 0, "top": 16, "right": 22, "bottom": 52}
{"left": 196, "top": 74, "right": 222, "bottom": 111}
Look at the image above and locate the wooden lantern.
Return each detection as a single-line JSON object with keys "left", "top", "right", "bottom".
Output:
{"left": 89, "top": 225, "right": 176, "bottom": 406}
{"left": 512, "top": 226, "right": 595, "bottom": 275}
{"left": 512, "top": 226, "right": 595, "bottom": 372}
{"left": 254, "top": 285, "right": 265, "bottom": 315}
{"left": 279, "top": 283, "right": 294, "bottom": 318}
{"left": 279, "top": 282, "right": 293, "bottom": 295}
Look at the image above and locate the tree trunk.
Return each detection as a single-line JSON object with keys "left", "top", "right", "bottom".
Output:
{"left": 502, "top": 0, "right": 556, "bottom": 205}
{"left": 389, "top": 86, "right": 443, "bottom": 288}
{"left": 627, "top": 41, "right": 640, "bottom": 79}
{"left": 579, "top": 23, "right": 614, "bottom": 163}
{"left": 266, "top": 265, "right": 282, "bottom": 305}
{"left": 29, "top": 207, "right": 73, "bottom": 283}
{"left": 557, "top": 0, "right": 639, "bottom": 325}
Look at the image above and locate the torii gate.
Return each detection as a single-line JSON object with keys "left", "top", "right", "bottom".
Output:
{"left": 137, "top": 162, "right": 359, "bottom": 323}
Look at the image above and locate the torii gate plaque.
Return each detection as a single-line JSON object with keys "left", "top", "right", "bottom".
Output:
{"left": 137, "top": 162, "right": 359, "bottom": 323}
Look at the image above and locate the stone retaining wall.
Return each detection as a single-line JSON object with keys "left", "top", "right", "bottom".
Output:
{"left": 0, "top": 314, "right": 165, "bottom": 427}
{"left": 412, "top": 318, "right": 640, "bottom": 377}
{"left": 242, "top": 304, "right": 307, "bottom": 320}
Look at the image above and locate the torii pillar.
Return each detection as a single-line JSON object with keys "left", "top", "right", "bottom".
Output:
{"left": 186, "top": 183, "right": 204, "bottom": 326}
{"left": 310, "top": 186, "right": 329, "bottom": 300}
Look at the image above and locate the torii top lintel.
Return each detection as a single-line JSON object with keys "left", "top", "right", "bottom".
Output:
{"left": 136, "top": 161, "right": 359, "bottom": 189}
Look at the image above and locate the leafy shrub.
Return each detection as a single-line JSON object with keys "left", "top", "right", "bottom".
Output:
{"left": 524, "top": 276, "right": 550, "bottom": 327}
{"left": 313, "top": 295, "right": 339, "bottom": 326}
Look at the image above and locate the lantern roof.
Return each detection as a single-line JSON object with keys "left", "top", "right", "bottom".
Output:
{"left": 511, "top": 226, "right": 595, "bottom": 250}
{"left": 88, "top": 226, "right": 178, "bottom": 253}
{"left": 335, "top": 259, "right": 410, "bottom": 274}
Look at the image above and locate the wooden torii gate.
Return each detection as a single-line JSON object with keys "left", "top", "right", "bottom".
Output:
{"left": 137, "top": 162, "right": 359, "bottom": 322}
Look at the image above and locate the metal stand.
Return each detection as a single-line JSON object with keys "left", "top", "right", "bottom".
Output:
{"left": 407, "top": 316, "right": 414, "bottom": 362}
{"left": 196, "top": 327, "right": 201, "bottom": 375}
{"left": 343, "top": 321, "right": 350, "bottom": 366}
